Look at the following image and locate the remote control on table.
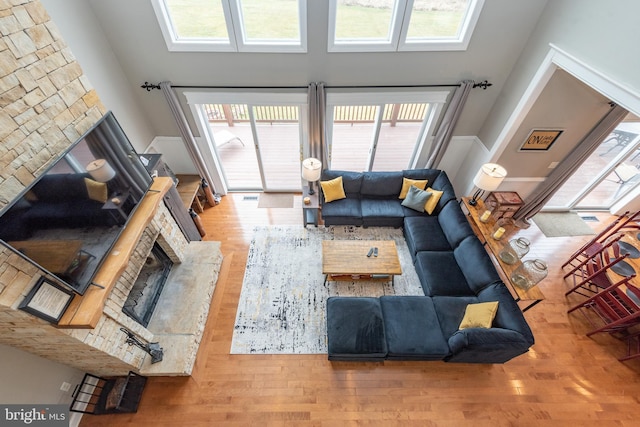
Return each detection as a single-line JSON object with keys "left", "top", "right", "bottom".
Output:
{"left": 373, "top": 247, "right": 378, "bottom": 257}
{"left": 367, "top": 247, "right": 374, "bottom": 257}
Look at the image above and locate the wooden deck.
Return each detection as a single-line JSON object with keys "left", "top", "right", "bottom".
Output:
{"left": 210, "top": 122, "right": 423, "bottom": 191}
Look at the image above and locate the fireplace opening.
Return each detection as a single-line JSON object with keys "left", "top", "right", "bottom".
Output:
{"left": 123, "top": 243, "right": 173, "bottom": 327}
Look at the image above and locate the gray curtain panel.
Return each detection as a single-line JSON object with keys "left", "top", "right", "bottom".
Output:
{"left": 308, "top": 82, "right": 327, "bottom": 168}
{"left": 425, "top": 80, "right": 474, "bottom": 169}
{"left": 513, "top": 103, "right": 628, "bottom": 223}
{"left": 159, "top": 81, "right": 217, "bottom": 202}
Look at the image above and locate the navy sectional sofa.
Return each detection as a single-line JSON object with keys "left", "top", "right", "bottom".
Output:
{"left": 323, "top": 169, "right": 535, "bottom": 363}
{"left": 0, "top": 173, "right": 116, "bottom": 241}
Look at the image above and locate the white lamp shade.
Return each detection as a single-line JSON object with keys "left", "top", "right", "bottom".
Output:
{"left": 472, "top": 163, "right": 507, "bottom": 191}
{"left": 302, "top": 157, "right": 322, "bottom": 182}
{"left": 86, "top": 159, "right": 116, "bottom": 182}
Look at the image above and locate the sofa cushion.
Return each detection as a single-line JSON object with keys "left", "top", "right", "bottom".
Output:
{"left": 31, "top": 173, "right": 90, "bottom": 202}
{"left": 423, "top": 187, "right": 443, "bottom": 215}
{"left": 477, "top": 283, "right": 535, "bottom": 345}
{"left": 459, "top": 301, "right": 499, "bottom": 329}
{"left": 320, "top": 176, "right": 346, "bottom": 203}
{"left": 414, "top": 251, "right": 474, "bottom": 296}
{"left": 380, "top": 296, "right": 450, "bottom": 360}
{"left": 454, "top": 236, "right": 502, "bottom": 293}
{"left": 84, "top": 178, "right": 108, "bottom": 203}
{"left": 361, "top": 199, "right": 405, "bottom": 228}
{"left": 401, "top": 185, "right": 432, "bottom": 212}
{"left": 438, "top": 202, "right": 475, "bottom": 249}
{"left": 403, "top": 216, "right": 450, "bottom": 257}
{"left": 326, "top": 297, "right": 387, "bottom": 361}
{"left": 321, "top": 170, "right": 363, "bottom": 199}
{"left": 402, "top": 169, "right": 441, "bottom": 183}
{"left": 399, "top": 178, "right": 428, "bottom": 199}
{"left": 432, "top": 295, "right": 479, "bottom": 339}
{"left": 361, "top": 171, "right": 403, "bottom": 198}
{"left": 321, "top": 198, "right": 363, "bottom": 226}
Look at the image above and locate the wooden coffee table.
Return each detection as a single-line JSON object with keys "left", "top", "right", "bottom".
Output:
{"left": 322, "top": 240, "right": 402, "bottom": 285}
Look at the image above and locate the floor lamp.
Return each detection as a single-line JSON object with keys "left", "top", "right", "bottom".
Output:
{"left": 469, "top": 163, "right": 507, "bottom": 206}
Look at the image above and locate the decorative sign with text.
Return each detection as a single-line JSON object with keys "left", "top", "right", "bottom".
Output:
{"left": 520, "top": 129, "right": 563, "bottom": 151}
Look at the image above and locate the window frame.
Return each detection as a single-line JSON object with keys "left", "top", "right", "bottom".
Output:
{"left": 325, "top": 90, "right": 449, "bottom": 170}
{"left": 328, "top": 0, "right": 484, "bottom": 53}
{"left": 151, "top": 0, "right": 308, "bottom": 53}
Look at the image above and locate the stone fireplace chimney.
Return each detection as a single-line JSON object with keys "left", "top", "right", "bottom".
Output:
{"left": 0, "top": 1, "right": 222, "bottom": 377}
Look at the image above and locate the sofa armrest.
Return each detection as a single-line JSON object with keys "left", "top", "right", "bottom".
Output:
{"left": 446, "top": 327, "right": 532, "bottom": 363}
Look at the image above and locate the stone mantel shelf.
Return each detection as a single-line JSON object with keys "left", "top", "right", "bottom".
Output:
{"left": 57, "top": 177, "right": 173, "bottom": 329}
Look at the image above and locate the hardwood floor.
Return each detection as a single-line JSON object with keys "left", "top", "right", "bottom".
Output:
{"left": 81, "top": 195, "right": 640, "bottom": 426}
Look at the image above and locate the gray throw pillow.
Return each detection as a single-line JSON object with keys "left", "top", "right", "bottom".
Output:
{"left": 401, "top": 185, "right": 432, "bottom": 212}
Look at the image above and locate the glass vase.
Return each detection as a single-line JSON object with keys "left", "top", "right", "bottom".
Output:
{"left": 499, "top": 237, "right": 530, "bottom": 265}
{"left": 511, "top": 259, "right": 548, "bottom": 290}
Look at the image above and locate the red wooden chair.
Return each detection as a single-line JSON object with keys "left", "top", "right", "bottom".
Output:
{"left": 563, "top": 234, "right": 629, "bottom": 298}
{"left": 568, "top": 278, "right": 640, "bottom": 361}
{"left": 562, "top": 212, "right": 628, "bottom": 272}
{"left": 562, "top": 210, "right": 640, "bottom": 273}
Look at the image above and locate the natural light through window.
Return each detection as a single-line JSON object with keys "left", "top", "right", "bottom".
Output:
{"left": 329, "top": 0, "right": 484, "bottom": 52}
{"left": 334, "top": 0, "right": 397, "bottom": 42}
{"left": 152, "top": 0, "right": 307, "bottom": 52}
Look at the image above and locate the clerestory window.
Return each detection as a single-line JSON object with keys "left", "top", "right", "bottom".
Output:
{"left": 328, "top": 0, "right": 484, "bottom": 52}
{"left": 151, "top": 0, "right": 307, "bottom": 52}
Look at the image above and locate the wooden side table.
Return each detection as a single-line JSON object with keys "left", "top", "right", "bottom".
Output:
{"left": 302, "top": 185, "right": 319, "bottom": 227}
{"left": 460, "top": 197, "right": 545, "bottom": 312}
{"left": 176, "top": 174, "right": 204, "bottom": 213}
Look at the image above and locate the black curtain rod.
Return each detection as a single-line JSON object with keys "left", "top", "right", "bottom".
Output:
{"left": 141, "top": 80, "right": 492, "bottom": 91}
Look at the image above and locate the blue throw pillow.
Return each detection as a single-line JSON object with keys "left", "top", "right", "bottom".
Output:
{"left": 401, "top": 185, "right": 432, "bottom": 212}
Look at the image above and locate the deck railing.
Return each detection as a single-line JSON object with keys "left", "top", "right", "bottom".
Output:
{"left": 204, "top": 103, "right": 427, "bottom": 126}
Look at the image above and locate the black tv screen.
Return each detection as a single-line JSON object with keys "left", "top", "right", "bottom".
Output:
{"left": 0, "top": 111, "right": 153, "bottom": 295}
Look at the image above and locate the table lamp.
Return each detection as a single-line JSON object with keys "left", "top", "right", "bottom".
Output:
{"left": 302, "top": 158, "right": 322, "bottom": 195}
{"left": 469, "top": 163, "right": 507, "bottom": 206}
{"left": 86, "top": 159, "right": 116, "bottom": 182}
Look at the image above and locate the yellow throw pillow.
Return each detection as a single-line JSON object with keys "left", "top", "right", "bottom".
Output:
{"left": 320, "top": 176, "right": 346, "bottom": 203}
{"left": 84, "top": 178, "right": 108, "bottom": 203}
{"left": 423, "top": 187, "right": 443, "bottom": 215}
{"left": 399, "top": 178, "right": 428, "bottom": 199}
{"left": 459, "top": 301, "right": 499, "bottom": 330}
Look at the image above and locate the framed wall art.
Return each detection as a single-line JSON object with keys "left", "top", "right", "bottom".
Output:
{"left": 520, "top": 129, "right": 563, "bottom": 151}
{"left": 18, "top": 277, "right": 74, "bottom": 324}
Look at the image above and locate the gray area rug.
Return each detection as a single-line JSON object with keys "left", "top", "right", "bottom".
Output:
{"left": 257, "top": 193, "right": 294, "bottom": 208}
{"left": 532, "top": 212, "right": 596, "bottom": 237}
{"left": 231, "top": 225, "right": 424, "bottom": 354}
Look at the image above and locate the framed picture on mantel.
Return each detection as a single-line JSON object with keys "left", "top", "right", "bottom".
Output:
{"left": 19, "top": 277, "right": 74, "bottom": 324}
{"left": 520, "top": 129, "right": 563, "bottom": 151}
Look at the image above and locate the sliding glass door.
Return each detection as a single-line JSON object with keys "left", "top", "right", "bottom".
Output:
{"left": 186, "top": 89, "right": 449, "bottom": 194}
{"left": 186, "top": 92, "right": 307, "bottom": 193}
{"left": 325, "top": 92, "right": 446, "bottom": 171}
{"left": 545, "top": 116, "right": 640, "bottom": 210}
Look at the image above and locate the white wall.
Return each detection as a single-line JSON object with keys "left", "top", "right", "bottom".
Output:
{"left": 0, "top": 343, "right": 84, "bottom": 405}
{"left": 40, "top": 0, "right": 157, "bottom": 153}
{"left": 478, "top": 0, "right": 640, "bottom": 154}
{"left": 80, "top": 0, "right": 548, "bottom": 138}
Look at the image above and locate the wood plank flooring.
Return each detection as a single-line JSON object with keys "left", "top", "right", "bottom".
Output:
{"left": 80, "top": 196, "right": 640, "bottom": 426}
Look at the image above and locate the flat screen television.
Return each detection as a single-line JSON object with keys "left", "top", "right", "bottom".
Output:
{"left": 0, "top": 111, "right": 153, "bottom": 295}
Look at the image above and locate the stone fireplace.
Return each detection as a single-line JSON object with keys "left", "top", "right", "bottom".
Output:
{"left": 0, "top": 1, "right": 222, "bottom": 377}
{"left": 123, "top": 243, "right": 174, "bottom": 328}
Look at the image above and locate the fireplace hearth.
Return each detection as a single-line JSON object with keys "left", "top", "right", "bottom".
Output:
{"left": 123, "top": 244, "right": 173, "bottom": 327}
